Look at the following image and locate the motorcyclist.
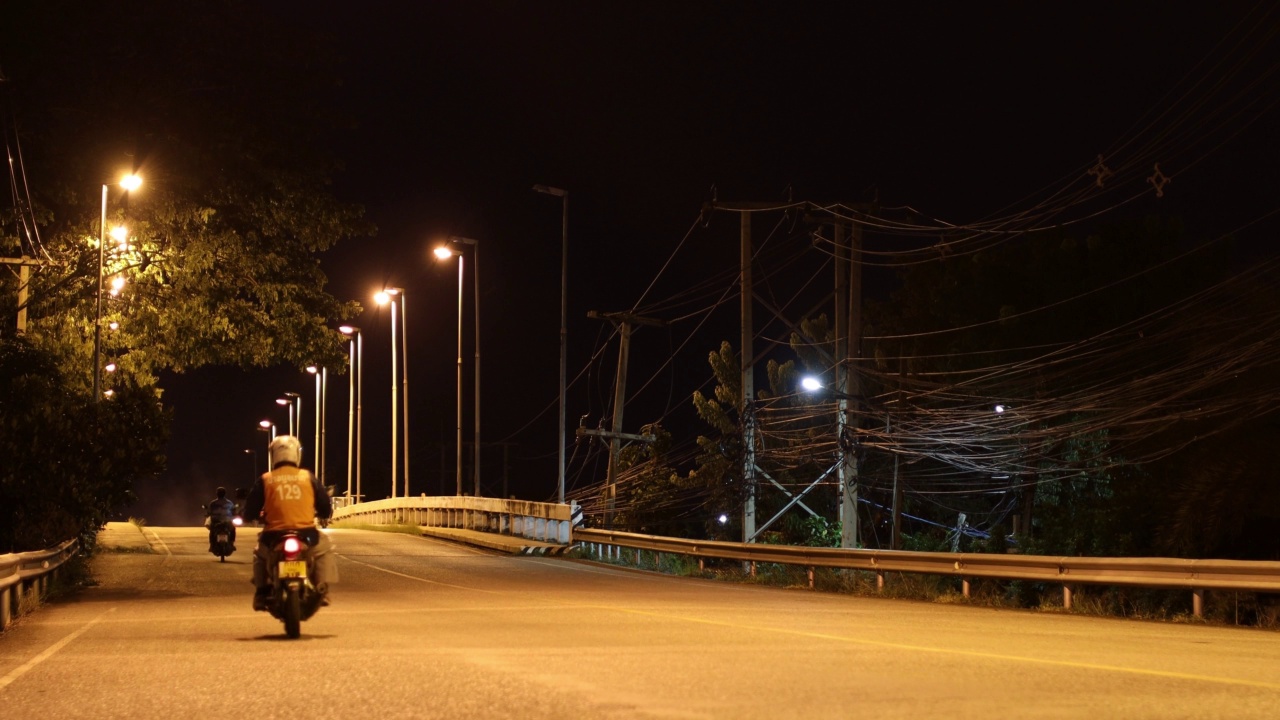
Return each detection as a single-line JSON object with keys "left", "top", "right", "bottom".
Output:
{"left": 205, "top": 486, "right": 238, "bottom": 552}
{"left": 242, "top": 435, "right": 335, "bottom": 611}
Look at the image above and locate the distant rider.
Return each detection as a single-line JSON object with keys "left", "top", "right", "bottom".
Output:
{"left": 242, "top": 435, "right": 335, "bottom": 611}
{"left": 206, "top": 486, "right": 238, "bottom": 552}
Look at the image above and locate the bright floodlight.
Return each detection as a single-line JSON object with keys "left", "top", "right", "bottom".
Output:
{"left": 338, "top": 325, "right": 358, "bottom": 335}
{"left": 108, "top": 321, "right": 120, "bottom": 331}
{"left": 306, "top": 366, "right": 318, "bottom": 374}
{"left": 276, "top": 398, "right": 290, "bottom": 406}
{"left": 120, "top": 174, "right": 142, "bottom": 191}
{"left": 259, "top": 420, "right": 272, "bottom": 429}
{"left": 374, "top": 291, "right": 390, "bottom": 306}
{"left": 717, "top": 514, "right": 729, "bottom": 525}
{"left": 994, "top": 404, "right": 1007, "bottom": 414}
{"left": 110, "top": 225, "right": 128, "bottom": 242}
{"left": 801, "top": 376, "right": 823, "bottom": 392}
{"left": 433, "top": 246, "right": 454, "bottom": 260}
{"left": 104, "top": 363, "right": 117, "bottom": 373}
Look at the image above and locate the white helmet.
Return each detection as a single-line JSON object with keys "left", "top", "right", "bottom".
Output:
{"left": 268, "top": 435, "right": 303, "bottom": 468}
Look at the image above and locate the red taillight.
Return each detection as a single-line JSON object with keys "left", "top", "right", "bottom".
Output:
{"left": 283, "top": 537, "right": 302, "bottom": 555}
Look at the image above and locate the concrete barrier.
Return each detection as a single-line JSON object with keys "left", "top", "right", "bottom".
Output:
{"left": 332, "top": 496, "right": 575, "bottom": 545}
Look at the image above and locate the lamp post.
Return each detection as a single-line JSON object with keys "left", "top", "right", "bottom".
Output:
{"left": 307, "top": 365, "right": 329, "bottom": 487}
{"left": 243, "top": 448, "right": 258, "bottom": 481}
{"left": 533, "top": 184, "right": 568, "bottom": 504}
{"left": 435, "top": 237, "right": 481, "bottom": 496}
{"left": 802, "top": 376, "right": 860, "bottom": 549}
{"left": 374, "top": 289, "right": 402, "bottom": 498}
{"left": 339, "top": 326, "right": 363, "bottom": 502}
{"left": 276, "top": 395, "right": 298, "bottom": 437}
{"left": 392, "top": 289, "right": 411, "bottom": 496}
{"left": 94, "top": 173, "right": 141, "bottom": 401}
{"left": 258, "top": 420, "right": 276, "bottom": 471}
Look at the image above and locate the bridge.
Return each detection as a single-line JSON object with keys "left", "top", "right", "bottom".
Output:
{"left": 2, "top": 514, "right": 1280, "bottom": 717}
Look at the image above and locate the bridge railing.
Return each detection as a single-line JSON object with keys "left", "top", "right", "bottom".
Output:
{"left": 575, "top": 528, "right": 1280, "bottom": 618}
{"left": 332, "top": 497, "right": 575, "bottom": 544}
{"left": 0, "top": 538, "right": 79, "bottom": 631}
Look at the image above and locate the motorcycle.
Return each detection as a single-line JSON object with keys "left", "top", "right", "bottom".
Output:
{"left": 209, "top": 515, "right": 243, "bottom": 561}
{"left": 264, "top": 530, "right": 324, "bottom": 638}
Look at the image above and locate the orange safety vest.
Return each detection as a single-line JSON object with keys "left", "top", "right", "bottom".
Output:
{"left": 260, "top": 466, "right": 318, "bottom": 531}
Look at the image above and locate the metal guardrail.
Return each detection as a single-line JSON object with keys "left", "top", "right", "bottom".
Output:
{"left": 575, "top": 528, "right": 1280, "bottom": 618}
{"left": 0, "top": 538, "right": 80, "bottom": 631}
{"left": 332, "top": 496, "right": 576, "bottom": 545}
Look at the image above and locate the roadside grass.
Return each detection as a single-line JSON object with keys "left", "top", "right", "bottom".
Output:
{"left": 96, "top": 545, "right": 155, "bottom": 554}
{"left": 127, "top": 516, "right": 147, "bottom": 528}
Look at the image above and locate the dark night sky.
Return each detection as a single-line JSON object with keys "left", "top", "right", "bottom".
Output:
{"left": 48, "top": 2, "right": 1272, "bottom": 523}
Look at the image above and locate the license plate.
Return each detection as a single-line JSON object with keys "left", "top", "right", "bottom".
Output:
{"left": 216, "top": 534, "right": 228, "bottom": 543}
{"left": 278, "top": 561, "right": 308, "bottom": 579}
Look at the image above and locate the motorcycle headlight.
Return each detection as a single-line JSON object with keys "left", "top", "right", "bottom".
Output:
{"left": 232, "top": 517, "right": 243, "bottom": 526}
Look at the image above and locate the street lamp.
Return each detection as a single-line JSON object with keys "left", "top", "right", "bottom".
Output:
{"left": 258, "top": 420, "right": 276, "bottom": 471}
{"left": 534, "top": 184, "right": 569, "bottom": 504}
{"left": 801, "top": 375, "right": 858, "bottom": 549}
{"left": 243, "top": 448, "right": 258, "bottom": 480}
{"left": 276, "top": 394, "right": 300, "bottom": 437}
{"left": 339, "top": 325, "right": 363, "bottom": 502}
{"left": 387, "top": 288, "right": 411, "bottom": 496}
{"left": 374, "top": 288, "right": 403, "bottom": 498}
{"left": 307, "top": 365, "right": 329, "bottom": 488}
{"left": 94, "top": 172, "right": 141, "bottom": 401}
{"left": 435, "top": 237, "right": 481, "bottom": 496}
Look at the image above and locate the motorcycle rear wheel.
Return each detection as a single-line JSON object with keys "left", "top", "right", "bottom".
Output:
{"left": 283, "top": 587, "right": 302, "bottom": 638}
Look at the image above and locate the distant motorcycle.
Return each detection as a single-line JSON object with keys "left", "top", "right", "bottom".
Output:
{"left": 263, "top": 529, "right": 324, "bottom": 638}
{"left": 208, "top": 515, "right": 243, "bottom": 562}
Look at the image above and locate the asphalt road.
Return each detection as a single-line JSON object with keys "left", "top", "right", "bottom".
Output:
{"left": 2, "top": 526, "right": 1279, "bottom": 718}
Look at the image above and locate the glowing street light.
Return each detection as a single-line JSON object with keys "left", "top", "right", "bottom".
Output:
{"left": 94, "top": 173, "right": 141, "bottom": 402}
{"left": 257, "top": 420, "right": 275, "bottom": 471}
{"left": 307, "top": 365, "right": 328, "bottom": 488}
{"left": 374, "top": 288, "right": 408, "bottom": 498}
{"left": 276, "top": 396, "right": 296, "bottom": 437}
{"left": 339, "top": 325, "right": 364, "bottom": 502}
{"left": 436, "top": 236, "right": 482, "bottom": 496}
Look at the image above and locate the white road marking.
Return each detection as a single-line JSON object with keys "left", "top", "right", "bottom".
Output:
{"left": 0, "top": 608, "right": 116, "bottom": 691}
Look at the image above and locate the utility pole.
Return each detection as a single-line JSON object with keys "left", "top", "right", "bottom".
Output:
{"left": 843, "top": 220, "right": 863, "bottom": 548}
{"left": 740, "top": 211, "right": 756, "bottom": 545}
{"left": 587, "top": 310, "right": 665, "bottom": 528}
{"left": 833, "top": 222, "right": 851, "bottom": 548}
{"left": 1, "top": 256, "right": 46, "bottom": 335}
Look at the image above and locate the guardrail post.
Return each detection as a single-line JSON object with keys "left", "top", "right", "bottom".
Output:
{"left": 962, "top": 578, "right": 971, "bottom": 598}
{"left": 1193, "top": 588, "right": 1204, "bottom": 618}
{"left": 808, "top": 567, "right": 815, "bottom": 589}
{"left": 750, "top": 561, "right": 757, "bottom": 578}
{"left": 698, "top": 558, "right": 705, "bottom": 572}
{"left": 1063, "top": 584, "right": 1073, "bottom": 610}
{"left": 1, "top": 586, "right": 10, "bottom": 630}
{"left": 876, "top": 571, "right": 885, "bottom": 592}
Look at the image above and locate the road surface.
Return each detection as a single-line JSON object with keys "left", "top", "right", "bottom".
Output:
{"left": 1, "top": 526, "right": 1278, "bottom": 718}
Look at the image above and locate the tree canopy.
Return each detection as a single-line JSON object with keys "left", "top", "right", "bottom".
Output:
{"left": 0, "top": 1, "right": 370, "bottom": 549}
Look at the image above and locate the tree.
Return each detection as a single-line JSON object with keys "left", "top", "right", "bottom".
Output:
{"left": 0, "top": 336, "right": 167, "bottom": 552}
{"left": 2, "top": 1, "right": 369, "bottom": 380}
{"left": 0, "top": 2, "right": 369, "bottom": 546}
